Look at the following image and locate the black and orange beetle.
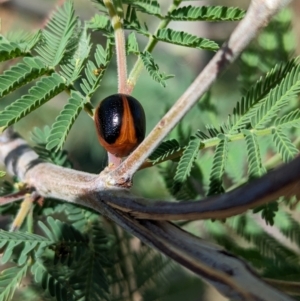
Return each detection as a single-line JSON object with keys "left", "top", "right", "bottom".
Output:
{"left": 94, "top": 93, "right": 146, "bottom": 158}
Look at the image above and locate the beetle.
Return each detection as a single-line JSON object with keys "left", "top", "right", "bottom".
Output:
{"left": 94, "top": 93, "right": 146, "bottom": 158}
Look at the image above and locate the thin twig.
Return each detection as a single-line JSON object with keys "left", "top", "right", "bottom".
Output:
{"left": 104, "top": 0, "right": 128, "bottom": 94}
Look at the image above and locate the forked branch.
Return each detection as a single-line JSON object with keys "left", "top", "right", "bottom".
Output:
{"left": 0, "top": 129, "right": 296, "bottom": 301}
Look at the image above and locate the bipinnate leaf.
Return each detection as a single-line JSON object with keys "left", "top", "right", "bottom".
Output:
{"left": 124, "top": 5, "right": 149, "bottom": 36}
{"left": 155, "top": 28, "right": 219, "bottom": 51}
{"left": 0, "top": 265, "right": 29, "bottom": 301}
{"left": 31, "top": 261, "right": 70, "bottom": 301}
{"left": 253, "top": 64, "right": 300, "bottom": 129}
{"left": 173, "top": 136, "right": 201, "bottom": 194}
{"left": 39, "top": 216, "right": 86, "bottom": 244}
{"left": 37, "top": 217, "right": 111, "bottom": 300}
{"left": 35, "top": 0, "right": 79, "bottom": 67}
{"left": 275, "top": 211, "right": 300, "bottom": 248}
{"left": 168, "top": 5, "right": 245, "bottom": 21}
{"left": 272, "top": 128, "right": 298, "bottom": 163}
{"left": 229, "top": 214, "right": 295, "bottom": 257}
{"left": 228, "top": 58, "right": 298, "bottom": 133}
{"left": 59, "top": 28, "right": 91, "bottom": 84}
{"left": 275, "top": 109, "right": 300, "bottom": 128}
{"left": 46, "top": 91, "right": 85, "bottom": 151}
{"left": 149, "top": 139, "right": 181, "bottom": 162}
{"left": 207, "top": 135, "right": 228, "bottom": 195}
{"left": 123, "top": 0, "right": 161, "bottom": 16}
{"left": 140, "top": 51, "right": 174, "bottom": 87}
{"left": 0, "top": 40, "right": 23, "bottom": 62}
{"left": 0, "top": 230, "right": 49, "bottom": 265}
{"left": 0, "top": 73, "right": 65, "bottom": 131}
{"left": 126, "top": 32, "right": 139, "bottom": 54}
{"left": 80, "top": 43, "right": 113, "bottom": 96}
{"left": 0, "top": 57, "right": 48, "bottom": 98}
{"left": 87, "top": 14, "right": 113, "bottom": 35}
{"left": 5, "top": 30, "right": 41, "bottom": 52}
{"left": 31, "top": 126, "right": 72, "bottom": 168}
{"left": 243, "top": 130, "right": 265, "bottom": 178}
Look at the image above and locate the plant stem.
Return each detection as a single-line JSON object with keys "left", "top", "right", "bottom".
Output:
{"left": 139, "top": 126, "right": 277, "bottom": 170}
{"left": 104, "top": 1, "right": 127, "bottom": 167}
{"left": 126, "top": 0, "right": 182, "bottom": 94}
{"left": 104, "top": 0, "right": 128, "bottom": 94}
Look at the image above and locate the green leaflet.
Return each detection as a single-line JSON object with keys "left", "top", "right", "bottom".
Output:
{"left": 242, "top": 129, "right": 276, "bottom": 225}
{"left": 39, "top": 217, "right": 88, "bottom": 264}
{"left": 46, "top": 91, "right": 86, "bottom": 151}
{"left": 228, "top": 58, "right": 298, "bottom": 134}
{"left": 173, "top": 136, "right": 201, "bottom": 195}
{"left": 206, "top": 124, "right": 222, "bottom": 137}
{"left": 0, "top": 40, "right": 23, "bottom": 62}
{"left": 124, "top": 6, "right": 149, "bottom": 36}
{"left": 226, "top": 141, "right": 246, "bottom": 184}
{"left": 168, "top": 5, "right": 245, "bottom": 21}
{"left": 253, "top": 64, "right": 300, "bottom": 129}
{"left": 36, "top": 217, "right": 111, "bottom": 300}
{"left": 31, "top": 261, "right": 71, "bottom": 301}
{"left": 0, "top": 171, "right": 5, "bottom": 177}
{"left": 126, "top": 32, "right": 139, "bottom": 54}
{"left": 228, "top": 214, "right": 297, "bottom": 260}
{"left": 87, "top": 14, "right": 113, "bottom": 35}
{"left": 35, "top": 1, "right": 80, "bottom": 67}
{"left": 274, "top": 211, "right": 300, "bottom": 249}
{"left": 0, "top": 57, "right": 48, "bottom": 98}
{"left": 59, "top": 28, "right": 92, "bottom": 84}
{"left": 207, "top": 135, "right": 228, "bottom": 196}
{"left": 253, "top": 201, "right": 278, "bottom": 226}
{"left": 205, "top": 220, "right": 271, "bottom": 270}
{"left": 80, "top": 42, "right": 113, "bottom": 96}
{"left": 39, "top": 216, "right": 80, "bottom": 243}
{"left": 0, "top": 265, "right": 29, "bottom": 301}
{"left": 149, "top": 139, "right": 181, "bottom": 162}
{"left": 31, "top": 126, "right": 72, "bottom": 167}
{"left": 140, "top": 51, "right": 174, "bottom": 87}
{"left": 272, "top": 128, "right": 298, "bottom": 163}
{"left": 91, "top": 0, "right": 106, "bottom": 12}
{"left": 155, "top": 28, "right": 219, "bottom": 51}
{"left": 65, "top": 205, "right": 99, "bottom": 230}
{"left": 0, "top": 230, "right": 49, "bottom": 265}
{"left": 5, "top": 30, "right": 41, "bottom": 52}
{"left": 243, "top": 130, "right": 265, "bottom": 179}
{"left": 0, "top": 73, "right": 65, "bottom": 131}
{"left": 274, "top": 108, "right": 300, "bottom": 128}
{"left": 123, "top": 0, "right": 161, "bottom": 17}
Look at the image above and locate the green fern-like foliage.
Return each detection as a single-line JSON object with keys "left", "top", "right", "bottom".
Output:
{"left": 154, "top": 7, "right": 300, "bottom": 297}
{"left": 46, "top": 91, "right": 86, "bottom": 151}
{"left": 0, "top": 0, "right": 228, "bottom": 148}
{"left": 167, "top": 5, "right": 245, "bottom": 21}
{"left": 140, "top": 51, "right": 174, "bottom": 87}
{"left": 2, "top": 1, "right": 300, "bottom": 301}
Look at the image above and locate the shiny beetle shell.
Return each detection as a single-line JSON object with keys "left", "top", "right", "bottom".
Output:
{"left": 94, "top": 93, "right": 146, "bottom": 157}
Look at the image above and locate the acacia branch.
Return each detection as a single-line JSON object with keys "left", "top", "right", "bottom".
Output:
{"left": 1, "top": 129, "right": 293, "bottom": 300}
{"left": 0, "top": 131, "right": 298, "bottom": 300}
{"left": 109, "top": 0, "right": 293, "bottom": 184}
